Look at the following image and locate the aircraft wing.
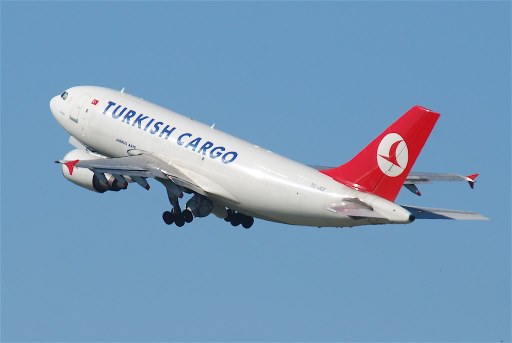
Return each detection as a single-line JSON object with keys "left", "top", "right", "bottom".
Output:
{"left": 73, "top": 154, "right": 165, "bottom": 178}
{"left": 73, "top": 153, "right": 200, "bottom": 189}
{"left": 59, "top": 152, "right": 238, "bottom": 204}
{"left": 402, "top": 205, "right": 489, "bottom": 220}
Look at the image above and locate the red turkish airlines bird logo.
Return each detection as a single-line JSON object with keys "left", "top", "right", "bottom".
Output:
{"left": 376, "top": 133, "right": 408, "bottom": 177}
{"left": 379, "top": 139, "right": 402, "bottom": 167}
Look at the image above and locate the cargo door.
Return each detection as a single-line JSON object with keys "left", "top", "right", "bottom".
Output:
{"left": 70, "top": 93, "right": 90, "bottom": 123}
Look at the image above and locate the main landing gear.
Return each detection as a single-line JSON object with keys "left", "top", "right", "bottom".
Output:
{"left": 163, "top": 207, "right": 254, "bottom": 229}
{"left": 224, "top": 209, "right": 254, "bottom": 229}
{"left": 162, "top": 208, "right": 193, "bottom": 227}
{"left": 158, "top": 178, "right": 254, "bottom": 228}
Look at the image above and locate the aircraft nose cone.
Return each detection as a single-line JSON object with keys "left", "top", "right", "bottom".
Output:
{"left": 50, "top": 95, "right": 58, "bottom": 116}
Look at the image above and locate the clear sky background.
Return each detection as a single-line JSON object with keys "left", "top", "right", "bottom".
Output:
{"left": 1, "top": 1, "right": 510, "bottom": 342}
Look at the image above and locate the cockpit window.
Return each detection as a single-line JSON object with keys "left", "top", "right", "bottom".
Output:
{"left": 61, "top": 91, "right": 68, "bottom": 100}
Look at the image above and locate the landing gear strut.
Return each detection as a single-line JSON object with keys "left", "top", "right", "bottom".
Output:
{"left": 158, "top": 178, "right": 193, "bottom": 227}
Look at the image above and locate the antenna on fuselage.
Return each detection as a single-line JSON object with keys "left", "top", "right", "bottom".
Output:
{"left": 121, "top": 87, "right": 125, "bottom": 93}
{"left": 210, "top": 123, "right": 215, "bottom": 129}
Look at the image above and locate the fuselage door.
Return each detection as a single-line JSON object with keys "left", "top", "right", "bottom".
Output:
{"left": 70, "top": 93, "right": 90, "bottom": 123}
{"left": 79, "top": 96, "right": 93, "bottom": 137}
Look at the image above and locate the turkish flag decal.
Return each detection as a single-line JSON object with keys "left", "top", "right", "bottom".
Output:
{"left": 91, "top": 99, "right": 99, "bottom": 105}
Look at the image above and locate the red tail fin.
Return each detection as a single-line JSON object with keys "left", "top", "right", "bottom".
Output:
{"left": 320, "top": 106, "right": 440, "bottom": 201}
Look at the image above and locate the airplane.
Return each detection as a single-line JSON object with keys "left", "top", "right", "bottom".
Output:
{"left": 50, "top": 86, "right": 488, "bottom": 229}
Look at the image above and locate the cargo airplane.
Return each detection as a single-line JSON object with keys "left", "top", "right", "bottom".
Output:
{"left": 50, "top": 86, "right": 487, "bottom": 228}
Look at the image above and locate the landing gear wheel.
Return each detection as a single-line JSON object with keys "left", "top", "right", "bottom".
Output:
{"left": 230, "top": 213, "right": 241, "bottom": 227}
{"left": 175, "top": 216, "right": 185, "bottom": 227}
{"left": 163, "top": 211, "right": 174, "bottom": 225}
{"left": 183, "top": 209, "right": 193, "bottom": 223}
{"left": 242, "top": 216, "right": 254, "bottom": 229}
{"left": 225, "top": 209, "right": 233, "bottom": 222}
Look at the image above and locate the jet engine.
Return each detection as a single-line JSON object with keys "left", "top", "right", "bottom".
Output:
{"left": 186, "top": 194, "right": 213, "bottom": 218}
{"left": 60, "top": 149, "right": 128, "bottom": 193}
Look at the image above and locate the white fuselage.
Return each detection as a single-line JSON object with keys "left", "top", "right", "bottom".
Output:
{"left": 50, "top": 86, "right": 411, "bottom": 227}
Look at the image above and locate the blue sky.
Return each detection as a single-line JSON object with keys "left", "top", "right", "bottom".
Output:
{"left": 1, "top": 1, "right": 510, "bottom": 342}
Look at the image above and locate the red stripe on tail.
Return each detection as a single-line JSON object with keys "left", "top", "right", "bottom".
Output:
{"left": 320, "top": 106, "right": 440, "bottom": 201}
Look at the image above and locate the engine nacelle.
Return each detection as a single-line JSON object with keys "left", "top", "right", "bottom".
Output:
{"left": 186, "top": 194, "right": 213, "bottom": 218}
{"left": 60, "top": 149, "right": 127, "bottom": 193}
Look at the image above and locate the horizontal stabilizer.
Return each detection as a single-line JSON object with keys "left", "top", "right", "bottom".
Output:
{"left": 406, "top": 172, "right": 479, "bottom": 187}
{"left": 402, "top": 205, "right": 489, "bottom": 220}
{"left": 403, "top": 172, "right": 480, "bottom": 195}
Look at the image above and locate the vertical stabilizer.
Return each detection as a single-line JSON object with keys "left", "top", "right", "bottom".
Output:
{"left": 321, "top": 106, "right": 440, "bottom": 201}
